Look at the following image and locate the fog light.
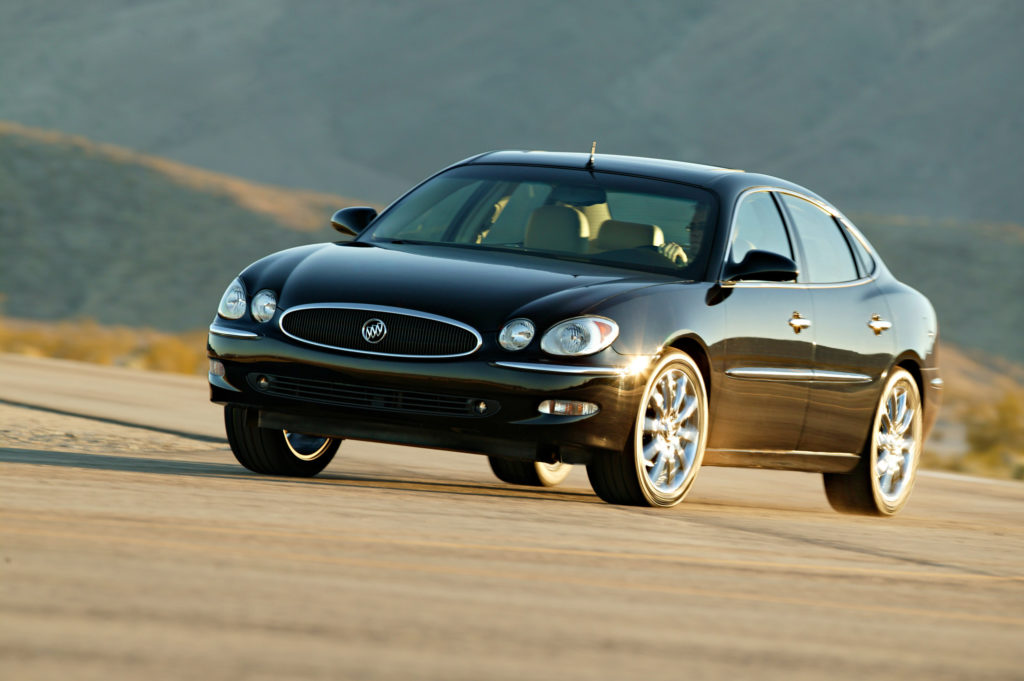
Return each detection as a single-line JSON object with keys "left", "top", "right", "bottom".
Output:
{"left": 538, "top": 399, "right": 599, "bottom": 416}
{"left": 256, "top": 375, "right": 270, "bottom": 390}
{"left": 209, "top": 359, "right": 225, "bottom": 377}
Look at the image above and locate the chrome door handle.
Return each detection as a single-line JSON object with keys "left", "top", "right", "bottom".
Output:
{"left": 868, "top": 314, "right": 892, "bottom": 336}
{"left": 788, "top": 311, "right": 812, "bottom": 334}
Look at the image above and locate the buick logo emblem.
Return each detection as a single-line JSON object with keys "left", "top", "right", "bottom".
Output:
{"left": 361, "top": 318, "right": 387, "bottom": 344}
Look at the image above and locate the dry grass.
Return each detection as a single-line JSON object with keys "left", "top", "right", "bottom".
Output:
{"left": 0, "top": 316, "right": 207, "bottom": 375}
{"left": 917, "top": 345, "right": 1024, "bottom": 479}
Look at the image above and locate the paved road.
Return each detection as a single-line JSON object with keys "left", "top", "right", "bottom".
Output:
{"left": 1, "top": 354, "right": 1022, "bottom": 680}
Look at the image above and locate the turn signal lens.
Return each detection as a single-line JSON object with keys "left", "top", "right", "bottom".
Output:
{"left": 217, "top": 278, "right": 247, "bottom": 320}
{"left": 540, "top": 316, "right": 619, "bottom": 356}
{"left": 498, "top": 318, "right": 535, "bottom": 351}
{"left": 538, "top": 400, "right": 599, "bottom": 416}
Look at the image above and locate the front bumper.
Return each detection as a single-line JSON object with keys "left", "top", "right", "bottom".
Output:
{"left": 208, "top": 330, "right": 646, "bottom": 464}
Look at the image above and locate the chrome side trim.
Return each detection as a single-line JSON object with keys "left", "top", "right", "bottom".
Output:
{"left": 278, "top": 303, "right": 483, "bottom": 359}
{"left": 726, "top": 367, "right": 872, "bottom": 383}
{"left": 209, "top": 322, "right": 261, "bottom": 339}
{"left": 726, "top": 367, "right": 815, "bottom": 381}
{"left": 492, "top": 361, "right": 626, "bottom": 376}
{"left": 812, "top": 370, "right": 873, "bottom": 383}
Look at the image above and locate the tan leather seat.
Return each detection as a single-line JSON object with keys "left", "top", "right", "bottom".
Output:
{"left": 593, "top": 219, "right": 664, "bottom": 251}
{"left": 576, "top": 202, "right": 612, "bottom": 235}
{"left": 523, "top": 205, "right": 590, "bottom": 252}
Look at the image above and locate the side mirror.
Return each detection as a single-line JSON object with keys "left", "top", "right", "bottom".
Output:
{"left": 724, "top": 249, "right": 799, "bottom": 283}
{"left": 330, "top": 206, "right": 378, "bottom": 236}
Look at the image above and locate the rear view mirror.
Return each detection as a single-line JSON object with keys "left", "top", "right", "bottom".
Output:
{"left": 724, "top": 250, "right": 799, "bottom": 283}
{"left": 331, "top": 206, "right": 378, "bottom": 236}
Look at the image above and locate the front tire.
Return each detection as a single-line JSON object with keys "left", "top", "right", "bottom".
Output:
{"left": 823, "top": 368, "right": 922, "bottom": 516}
{"left": 587, "top": 351, "right": 708, "bottom": 507}
{"left": 487, "top": 456, "right": 573, "bottom": 487}
{"left": 224, "top": 405, "right": 340, "bottom": 477}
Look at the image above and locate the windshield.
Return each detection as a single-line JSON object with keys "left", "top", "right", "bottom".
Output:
{"left": 362, "top": 164, "right": 718, "bottom": 277}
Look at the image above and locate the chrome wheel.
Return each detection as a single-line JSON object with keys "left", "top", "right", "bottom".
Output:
{"left": 822, "top": 367, "right": 922, "bottom": 516}
{"left": 871, "top": 371, "right": 922, "bottom": 508}
{"left": 633, "top": 352, "right": 708, "bottom": 506}
{"left": 283, "top": 431, "right": 334, "bottom": 461}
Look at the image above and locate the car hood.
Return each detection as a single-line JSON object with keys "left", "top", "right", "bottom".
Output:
{"left": 263, "top": 242, "right": 671, "bottom": 331}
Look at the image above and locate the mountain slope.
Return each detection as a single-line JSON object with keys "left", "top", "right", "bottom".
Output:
{"left": 852, "top": 214, "right": 1024, "bottom": 363}
{"left": 0, "top": 1, "right": 1021, "bottom": 223}
{"left": 0, "top": 122, "right": 361, "bottom": 330}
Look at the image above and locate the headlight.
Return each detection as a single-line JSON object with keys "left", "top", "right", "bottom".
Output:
{"left": 251, "top": 289, "right": 277, "bottom": 322}
{"left": 540, "top": 316, "right": 619, "bottom": 356}
{"left": 498, "top": 318, "right": 535, "bottom": 351}
{"left": 217, "top": 278, "right": 246, "bottom": 320}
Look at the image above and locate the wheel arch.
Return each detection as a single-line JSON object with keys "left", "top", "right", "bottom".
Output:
{"left": 666, "top": 334, "right": 713, "bottom": 405}
{"left": 893, "top": 351, "right": 925, "bottom": 407}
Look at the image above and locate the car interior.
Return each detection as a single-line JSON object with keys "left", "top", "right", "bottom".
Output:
{"left": 371, "top": 174, "right": 712, "bottom": 272}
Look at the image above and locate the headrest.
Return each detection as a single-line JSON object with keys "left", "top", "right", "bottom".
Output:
{"left": 594, "top": 220, "right": 665, "bottom": 251}
{"left": 524, "top": 206, "right": 590, "bottom": 252}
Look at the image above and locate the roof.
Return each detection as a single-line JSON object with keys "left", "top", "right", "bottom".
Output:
{"left": 459, "top": 150, "right": 826, "bottom": 206}
{"left": 467, "top": 150, "right": 739, "bottom": 183}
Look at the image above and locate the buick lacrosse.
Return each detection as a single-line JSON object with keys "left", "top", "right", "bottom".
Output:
{"left": 208, "top": 151, "right": 941, "bottom": 515}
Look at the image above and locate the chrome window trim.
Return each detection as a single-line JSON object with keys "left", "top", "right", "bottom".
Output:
{"left": 836, "top": 216, "right": 879, "bottom": 276}
{"left": 719, "top": 186, "right": 878, "bottom": 287}
{"left": 278, "top": 303, "right": 483, "bottom": 359}
{"left": 209, "top": 322, "right": 261, "bottom": 339}
{"left": 491, "top": 361, "right": 627, "bottom": 376}
{"left": 722, "top": 274, "right": 878, "bottom": 290}
{"left": 726, "top": 367, "right": 872, "bottom": 383}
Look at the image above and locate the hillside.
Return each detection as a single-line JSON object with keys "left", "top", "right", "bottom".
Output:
{"left": 0, "top": 1, "right": 1021, "bottom": 225}
{"left": 0, "top": 122, "right": 362, "bottom": 330}
{"left": 852, "top": 214, "right": 1024, "bottom": 363}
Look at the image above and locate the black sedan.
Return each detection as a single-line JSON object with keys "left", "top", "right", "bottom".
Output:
{"left": 208, "top": 151, "right": 941, "bottom": 515}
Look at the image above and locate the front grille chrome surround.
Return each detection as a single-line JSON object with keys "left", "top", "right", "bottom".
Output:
{"left": 278, "top": 303, "right": 483, "bottom": 359}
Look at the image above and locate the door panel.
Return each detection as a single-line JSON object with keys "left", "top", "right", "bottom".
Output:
{"left": 710, "top": 285, "right": 814, "bottom": 451}
{"left": 775, "top": 193, "right": 896, "bottom": 454}
{"left": 798, "top": 281, "right": 895, "bottom": 453}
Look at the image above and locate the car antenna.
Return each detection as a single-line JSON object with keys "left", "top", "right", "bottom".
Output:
{"left": 586, "top": 140, "right": 597, "bottom": 169}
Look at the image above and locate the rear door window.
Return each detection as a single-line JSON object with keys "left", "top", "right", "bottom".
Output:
{"left": 779, "top": 194, "right": 858, "bottom": 283}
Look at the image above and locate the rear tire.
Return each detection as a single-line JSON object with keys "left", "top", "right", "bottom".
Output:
{"left": 587, "top": 351, "right": 708, "bottom": 507}
{"left": 224, "top": 405, "right": 340, "bottom": 477}
{"left": 487, "top": 456, "right": 573, "bottom": 487}
{"left": 823, "top": 368, "right": 922, "bottom": 516}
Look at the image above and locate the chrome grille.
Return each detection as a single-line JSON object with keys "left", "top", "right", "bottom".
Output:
{"left": 279, "top": 304, "right": 481, "bottom": 358}
{"left": 248, "top": 373, "right": 496, "bottom": 418}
